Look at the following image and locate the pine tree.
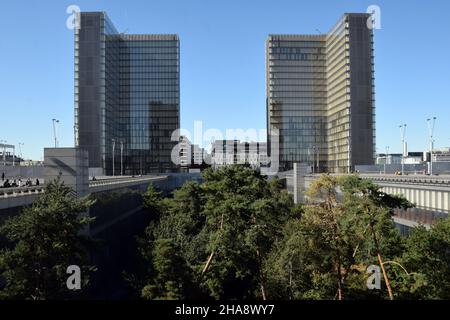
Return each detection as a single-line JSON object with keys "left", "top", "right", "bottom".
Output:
{"left": 0, "top": 176, "right": 96, "bottom": 300}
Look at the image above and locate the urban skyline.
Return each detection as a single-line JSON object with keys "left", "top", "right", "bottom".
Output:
{"left": 1, "top": 1, "right": 450, "bottom": 161}
{"left": 1, "top": 0, "right": 450, "bottom": 306}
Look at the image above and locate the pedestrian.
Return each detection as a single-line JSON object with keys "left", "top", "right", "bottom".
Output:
{"left": 36, "top": 178, "right": 40, "bottom": 186}
{"left": 1, "top": 172, "right": 4, "bottom": 181}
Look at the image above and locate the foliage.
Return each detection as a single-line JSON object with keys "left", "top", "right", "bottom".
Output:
{"left": 137, "top": 165, "right": 296, "bottom": 299}
{"left": 134, "top": 169, "right": 450, "bottom": 300}
{"left": 401, "top": 218, "right": 450, "bottom": 299}
{"left": 141, "top": 239, "right": 195, "bottom": 300}
{"left": 0, "top": 176, "right": 96, "bottom": 300}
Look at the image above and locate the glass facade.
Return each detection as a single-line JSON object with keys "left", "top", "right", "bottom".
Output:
{"left": 75, "top": 12, "right": 180, "bottom": 175}
{"left": 266, "top": 13, "right": 375, "bottom": 173}
{"left": 266, "top": 35, "right": 328, "bottom": 172}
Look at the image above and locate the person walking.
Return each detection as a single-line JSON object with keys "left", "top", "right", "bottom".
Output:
{"left": 1, "top": 172, "right": 4, "bottom": 181}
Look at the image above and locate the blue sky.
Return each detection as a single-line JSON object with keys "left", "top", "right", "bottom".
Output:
{"left": 0, "top": 0, "right": 449, "bottom": 160}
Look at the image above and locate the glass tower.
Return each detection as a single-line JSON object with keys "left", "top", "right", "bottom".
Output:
{"left": 266, "top": 13, "right": 375, "bottom": 173}
{"left": 75, "top": 12, "right": 180, "bottom": 175}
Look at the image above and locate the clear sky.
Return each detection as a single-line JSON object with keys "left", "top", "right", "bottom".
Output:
{"left": 1, "top": 0, "right": 449, "bottom": 160}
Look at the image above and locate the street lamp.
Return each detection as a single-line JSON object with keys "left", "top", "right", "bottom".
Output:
{"left": 18, "top": 142, "right": 24, "bottom": 159}
{"left": 52, "top": 119, "right": 60, "bottom": 148}
{"left": 316, "top": 146, "right": 320, "bottom": 173}
{"left": 335, "top": 141, "right": 338, "bottom": 174}
{"left": 0, "top": 140, "right": 6, "bottom": 166}
{"left": 120, "top": 140, "right": 124, "bottom": 176}
{"left": 112, "top": 139, "right": 116, "bottom": 176}
{"left": 384, "top": 146, "right": 390, "bottom": 174}
{"left": 427, "top": 117, "right": 437, "bottom": 175}
{"left": 399, "top": 124, "right": 407, "bottom": 175}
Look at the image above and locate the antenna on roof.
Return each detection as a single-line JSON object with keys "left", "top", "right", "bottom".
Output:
{"left": 315, "top": 29, "right": 323, "bottom": 34}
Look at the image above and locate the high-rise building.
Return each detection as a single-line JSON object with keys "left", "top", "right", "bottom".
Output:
{"left": 75, "top": 12, "right": 180, "bottom": 175}
{"left": 266, "top": 13, "right": 375, "bottom": 173}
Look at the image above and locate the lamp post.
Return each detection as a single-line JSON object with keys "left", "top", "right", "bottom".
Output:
{"left": 316, "top": 146, "right": 320, "bottom": 173}
{"left": 0, "top": 140, "right": 6, "bottom": 166}
{"left": 427, "top": 117, "right": 436, "bottom": 175}
{"left": 384, "top": 146, "right": 390, "bottom": 174}
{"left": 335, "top": 141, "right": 338, "bottom": 174}
{"left": 52, "top": 119, "right": 60, "bottom": 148}
{"left": 112, "top": 139, "right": 116, "bottom": 176}
{"left": 399, "top": 124, "right": 407, "bottom": 175}
{"left": 18, "top": 143, "right": 24, "bottom": 159}
{"left": 120, "top": 140, "right": 124, "bottom": 176}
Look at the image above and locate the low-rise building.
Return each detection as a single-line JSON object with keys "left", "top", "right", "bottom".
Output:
{"left": 211, "top": 140, "right": 268, "bottom": 169}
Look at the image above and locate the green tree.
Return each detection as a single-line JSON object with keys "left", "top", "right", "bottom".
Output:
{"left": 339, "top": 175, "right": 413, "bottom": 299}
{"left": 143, "top": 184, "right": 164, "bottom": 219}
{"left": 137, "top": 165, "right": 296, "bottom": 299}
{"left": 401, "top": 217, "right": 450, "bottom": 299}
{"left": 264, "top": 174, "right": 414, "bottom": 300}
{"left": 0, "top": 176, "right": 96, "bottom": 300}
{"left": 141, "top": 239, "right": 195, "bottom": 300}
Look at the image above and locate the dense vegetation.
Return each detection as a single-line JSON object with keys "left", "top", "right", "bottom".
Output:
{"left": 0, "top": 176, "right": 95, "bottom": 299}
{"left": 134, "top": 166, "right": 450, "bottom": 300}
{"left": 0, "top": 166, "right": 449, "bottom": 300}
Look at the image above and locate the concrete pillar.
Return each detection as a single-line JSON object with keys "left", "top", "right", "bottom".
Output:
{"left": 293, "top": 163, "right": 309, "bottom": 204}
{"left": 44, "top": 148, "right": 89, "bottom": 197}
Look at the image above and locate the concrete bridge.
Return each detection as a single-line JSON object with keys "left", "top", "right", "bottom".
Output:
{"left": 286, "top": 164, "right": 450, "bottom": 233}
{"left": 0, "top": 176, "right": 166, "bottom": 211}
{"left": 0, "top": 148, "right": 202, "bottom": 235}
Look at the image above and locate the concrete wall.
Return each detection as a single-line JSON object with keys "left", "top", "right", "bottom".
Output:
{"left": 44, "top": 148, "right": 89, "bottom": 197}
{"left": 0, "top": 165, "right": 44, "bottom": 180}
{"left": 292, "top": 163, "right": 308, "bottom": 204}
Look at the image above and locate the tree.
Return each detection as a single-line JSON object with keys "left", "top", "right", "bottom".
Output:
{"left": 0, "top": 176, "right": 96, "bottom": 300}
{"left": 143, "top": 184, "right": 164, "bottom": 219}
{"left": 401, "top": 217, "right": 450, "bottom": 299}
{"left": 339, "top": 175, "right": 413, "bottom": 299}
{"left": 264, "top": 174, "right": 414, "bottom": 300}
{"left": 136, "top": 181, "right": 207, "bottom": 299}
{"left": 141, "top": 239, "right": 195, "bottom": 300}
{"left": 136, "top": 165, "right": 296, "bottom": 299}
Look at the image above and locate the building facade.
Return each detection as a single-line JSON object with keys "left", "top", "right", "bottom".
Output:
{"left": 266, "top": 13, "right": 375, "bottom": 173}
{"left": 211, "top": 140, "right": 268, "bottom": 169}
{"left": 75, "top": 12, "right": 180, "bottom": 175}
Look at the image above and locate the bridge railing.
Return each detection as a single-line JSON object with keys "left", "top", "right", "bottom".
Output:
{"left": 360, "top": 174, "right": 450, "bottom": 186}
{"left": 0, "top": 185, "right": 45, "bottom": 198}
